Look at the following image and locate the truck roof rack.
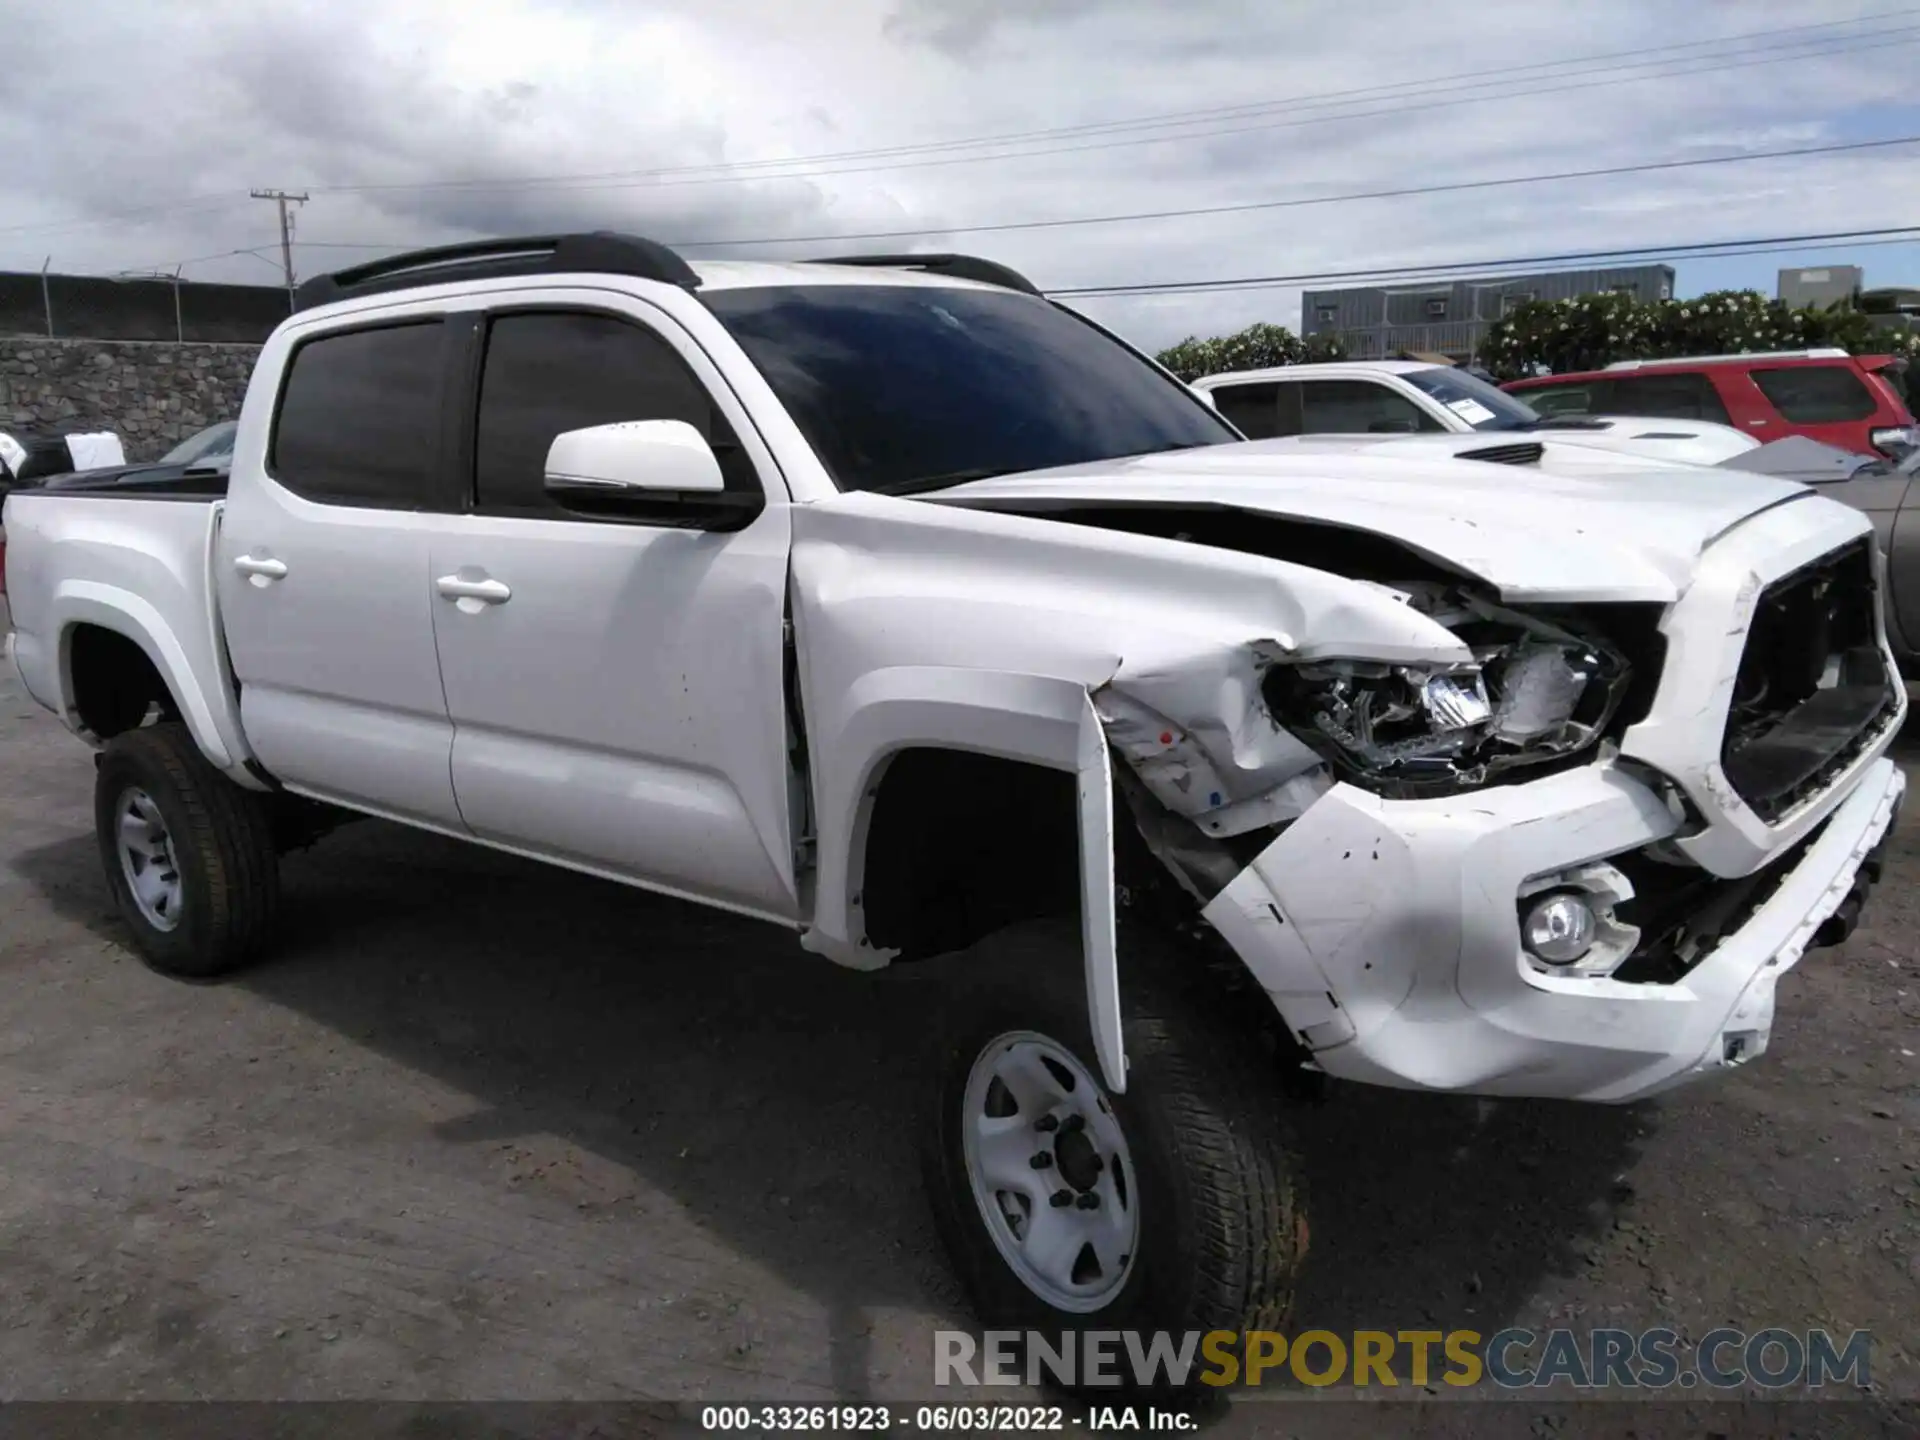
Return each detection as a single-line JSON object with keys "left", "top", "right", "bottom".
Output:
{"left": 1603, "top": 347, "right": 1849, "bottom": 370}
{"left": 292, "top": 231, "right": 702, "bottom": 312}
{"left": 813, "top": 253, "right": 1043, "bottom": 296}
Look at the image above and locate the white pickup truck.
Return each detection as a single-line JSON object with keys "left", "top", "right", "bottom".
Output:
{"left": 2, "top": 233, "right": 1906, "bottom": 1349}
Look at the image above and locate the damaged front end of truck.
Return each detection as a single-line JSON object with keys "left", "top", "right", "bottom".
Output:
{"left": 1092, "top": 580, "right": 1668, "bottom": 911}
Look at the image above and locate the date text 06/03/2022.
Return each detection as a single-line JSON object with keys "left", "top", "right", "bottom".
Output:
{"left": 698, "top": 1405, "right": 1194, "bottom": 1432}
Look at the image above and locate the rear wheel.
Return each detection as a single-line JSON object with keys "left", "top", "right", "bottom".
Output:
{"left": 94, "top": 723, "right": 280, "bottom": 979}
{"left": 921, "top": 921, "right": 1305, "bottom": 1389}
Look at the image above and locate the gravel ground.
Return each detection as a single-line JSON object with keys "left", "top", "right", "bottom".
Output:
{"left": 1, "top": 605, "right": 1916, "bottom": 1434}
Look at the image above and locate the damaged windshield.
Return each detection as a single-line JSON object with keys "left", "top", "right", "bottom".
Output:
{"left": 703, "top": 284, "right": 1237, "bottom": 494}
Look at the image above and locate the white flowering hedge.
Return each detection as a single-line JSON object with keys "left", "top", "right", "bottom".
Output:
{"left": 1155, "top": 322, "right": 1346, "bottom": 382}
{"left": 1152, "top": 294, "right": 1920, "bottom": 401}
{"left": 1479, "top": 289, "right": 1920, "bottom": 391}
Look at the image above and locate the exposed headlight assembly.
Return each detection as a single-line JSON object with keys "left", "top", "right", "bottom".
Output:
{"left": 1263, "top": 595, "right": 1635, "bottom": 794}
{"left": 1285, "top": 661, "right": 1491, "bottom": 774}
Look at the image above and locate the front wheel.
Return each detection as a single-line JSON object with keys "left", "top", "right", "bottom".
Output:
{"left": 921, "top": 921, "right": 1304, "bottom": 1386}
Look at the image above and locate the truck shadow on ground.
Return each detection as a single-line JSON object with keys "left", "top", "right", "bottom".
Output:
{"left": 17, "top": 817, "right": 1645, "bottom": 1398}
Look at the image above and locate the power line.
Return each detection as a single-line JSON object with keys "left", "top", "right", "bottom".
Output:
{"left": 290, "top": 224, "right": 1920, "bottom": 281}
{"left": 1041, "top": 225, "right": 1920, "bottom": 298}
{"left": 19, "top": 240, "right": 282, "bottom": 278}
{"left": 137, "top": 244, "right": 279, "bottom": 272}
{"left": 80, "top": 225, "right": 1920, "bottom": 321}
{"left": 319, "top": 16, "right": 1920, "bottom": 192}
{"left": 670, "top": 135, "right": 1920, "bottom": 248}
{"left": 283, "top": 134, "right": 1920, "bottom": 260}
{"left": 703, "top": 9, "right": 1920, "bottom": 159}
{"left": 312, "top": 23, "right": 1920, "bottom": 196}
{"left": 332, "top": 9, "right": 1920, "bottom": 187}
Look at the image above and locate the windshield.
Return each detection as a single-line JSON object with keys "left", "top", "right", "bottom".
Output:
{"left": 160, "top": 421, "right": 237, "bottom": 467}
{"left": 1400, "top": 367, "right": 1542, "bottom": 432}
{"left": 702, "top": 284, "right": 1236, "bottom": 493}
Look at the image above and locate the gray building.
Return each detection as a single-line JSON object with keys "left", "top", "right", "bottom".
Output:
{"left": 1778, "top": 265, "right": 1863, "bottom": 310}
{"left": 1300, "top": 264, "right": 1675, "bottom": 363}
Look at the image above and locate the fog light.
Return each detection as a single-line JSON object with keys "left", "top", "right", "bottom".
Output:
{"left": 1523, "top": 891, "right": 1596, "bottom": 965}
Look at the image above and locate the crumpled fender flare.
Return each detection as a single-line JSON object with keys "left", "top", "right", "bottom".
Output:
{"left": 802, "top": 665, "right": 1127, "bottom": 1091}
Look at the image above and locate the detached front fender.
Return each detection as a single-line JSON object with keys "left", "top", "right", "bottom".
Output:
{"left": 803, "top": 666, "right": 1127, "bottom": 1092}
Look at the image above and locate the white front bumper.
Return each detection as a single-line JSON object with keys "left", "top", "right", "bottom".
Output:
{"left": 1203, "top": 757, "right": 1904, "bottom": 1104}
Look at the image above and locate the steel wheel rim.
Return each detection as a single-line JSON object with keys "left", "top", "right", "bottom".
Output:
{"left": 115, "top": 787, "right": 184, "bottom": 933}
{"left": 961, "top": 1029, "right": 1139, "bottom": 1313}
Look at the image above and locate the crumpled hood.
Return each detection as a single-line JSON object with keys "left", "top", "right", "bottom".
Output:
{"left": 924, "top": 444, "right": 1822, "bottom": 602}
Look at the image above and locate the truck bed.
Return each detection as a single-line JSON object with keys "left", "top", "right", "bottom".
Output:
{"left": 2, "top": 488, "right": 254, "bottom": 778}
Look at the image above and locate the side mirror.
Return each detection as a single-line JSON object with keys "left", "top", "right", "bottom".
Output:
{"left": 542, "top": 420, "right": 762, "bottom": 532}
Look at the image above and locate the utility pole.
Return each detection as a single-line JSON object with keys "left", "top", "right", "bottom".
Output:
{"left": 250, "top": 188, "right": 309, "bottom": 303}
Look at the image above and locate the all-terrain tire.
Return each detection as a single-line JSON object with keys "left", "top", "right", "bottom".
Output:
{"left": 920, "top": 919, "right": 1305, "bottom": 1388}
{"left": 94, "top": 722, "right": 281, "bottom": 980}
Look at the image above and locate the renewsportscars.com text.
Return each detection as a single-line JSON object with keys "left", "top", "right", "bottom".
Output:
{"left": 934, "top": 1327, "right": 1873, "bottom": 1390}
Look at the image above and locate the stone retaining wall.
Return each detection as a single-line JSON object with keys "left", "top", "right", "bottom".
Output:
{"left": 0, "top": 337, "right": 259, "bottom": 462}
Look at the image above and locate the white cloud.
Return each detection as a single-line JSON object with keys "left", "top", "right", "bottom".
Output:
{"left": 0, "top": 0, "right": 1914, "bottom": 351}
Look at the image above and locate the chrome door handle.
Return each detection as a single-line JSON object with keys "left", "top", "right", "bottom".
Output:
{"left": 435, "top": 574, "right": 512, "bottom": 604}
{"left": 233, "top": 555, "right": 287, "bottom": 580}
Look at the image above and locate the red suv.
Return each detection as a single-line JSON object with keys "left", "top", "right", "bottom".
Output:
{"left": 1502, "top": 348, "right": 1916, "bottom": 459}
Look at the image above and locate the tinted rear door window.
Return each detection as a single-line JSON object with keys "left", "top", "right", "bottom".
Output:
{"left": 271, "top": 321, "right": 445, "bottom": 508}
{"left": 1751, "top": 366, "right": 1877, "bottom": 423}
{"left": 473, "top": 311, "right": 754, "bottom": 517}
{"left": 1605, "top": 372, "right": 1732, "bottom": 423}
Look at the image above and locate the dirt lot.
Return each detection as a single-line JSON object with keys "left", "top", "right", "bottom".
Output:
{"left": 1, "top": 608, "right": 1916, "bottom": 1431}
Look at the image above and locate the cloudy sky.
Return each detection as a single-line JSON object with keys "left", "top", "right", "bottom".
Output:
{"left": 3, "top": 0, "right": 1919, "bottom": 350}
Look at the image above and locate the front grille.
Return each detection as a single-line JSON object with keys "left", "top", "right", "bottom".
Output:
{"left": 1456, "top": 441, "right": 1545, "bottom": 466}
{"left": 1720, "top": 538, "right": 1898, "bottom": 822}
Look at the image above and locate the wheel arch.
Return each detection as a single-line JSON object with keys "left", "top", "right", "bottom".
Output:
{"left": 803, "top": 667, "right": 1125, "bottom": 1090}
{"left": 50, "top": 584, "right": 259, "bottom": 787}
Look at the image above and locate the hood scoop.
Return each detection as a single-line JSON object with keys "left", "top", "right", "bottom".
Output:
{"left": 1455, "top": 441, "right": 1545, "bottom": 466}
